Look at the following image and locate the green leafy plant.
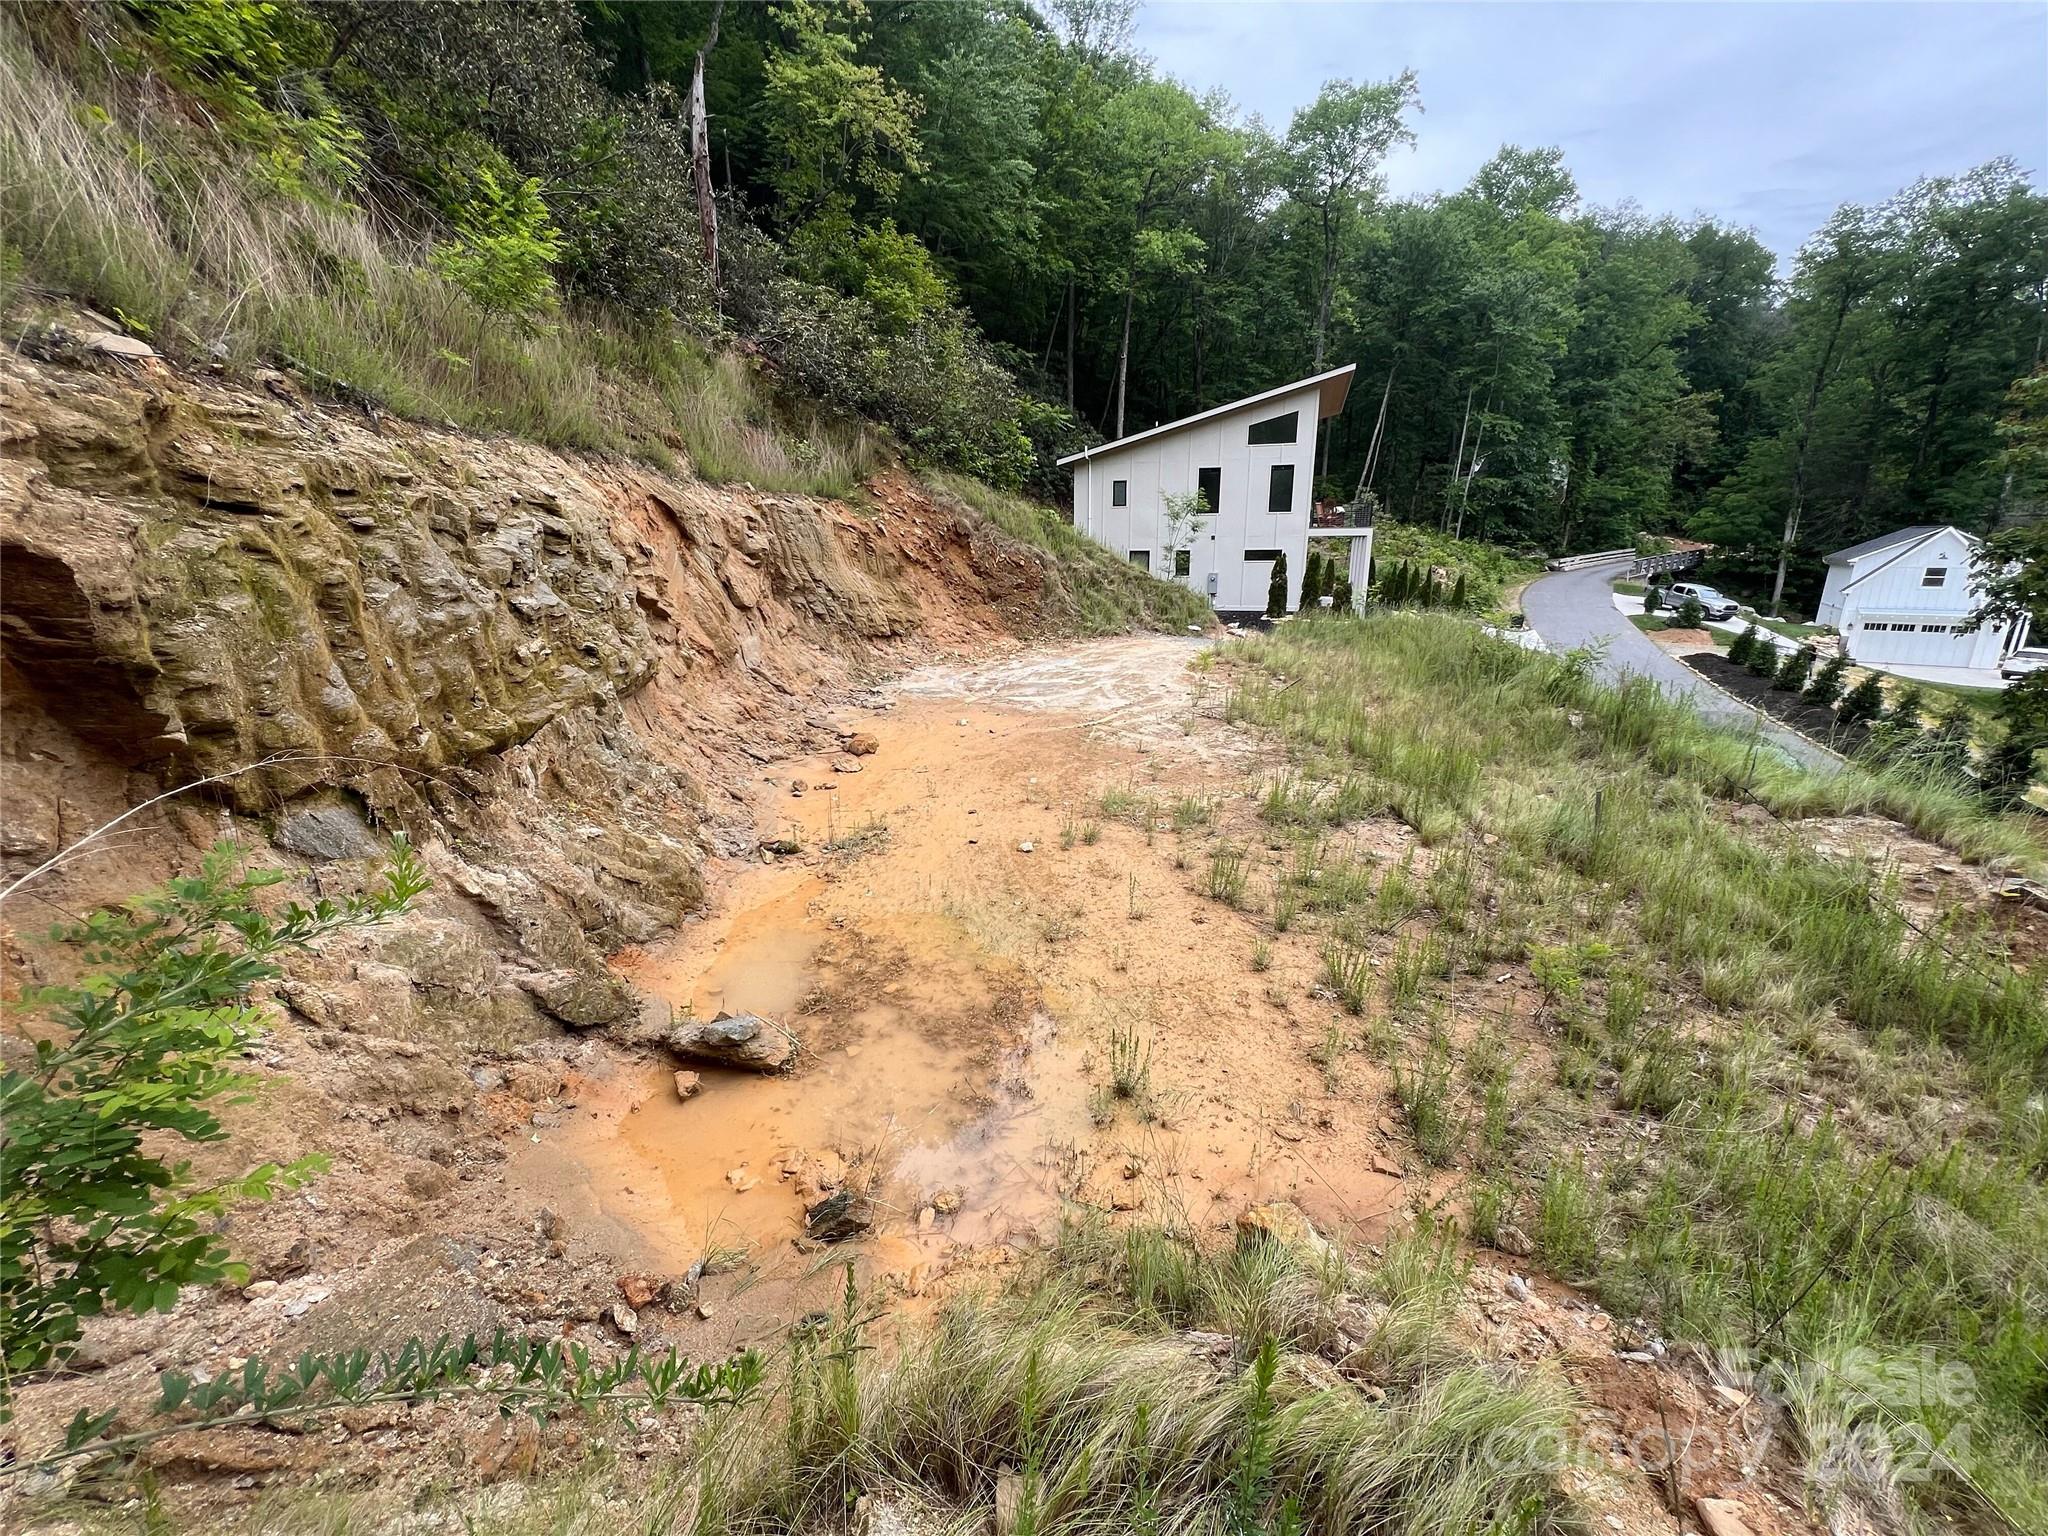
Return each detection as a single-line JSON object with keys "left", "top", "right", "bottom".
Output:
{"left": 38, "top": 1327, "right": 759, "bottom": 1473}
{"left": 1266, "top": 550, "right": 1290, "bottom": 618}
{"left": 430, "top": 165, "right": 565, "bottom": 324}
{"left": 0, "top": 839, "right": 427, "bottom": 1384}
{"left": 1675, "top": 594, "right": 1705, "bottom": 629}
{"left": 1727, "top": 623, "right": 1761, "bottom": 667}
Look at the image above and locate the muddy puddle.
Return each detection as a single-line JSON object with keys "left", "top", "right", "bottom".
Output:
{"left": 508, "top": 681, "right": 1413, "bottom": 1345}
{"left": 515, "top": 910, "right": 1092, "bottom": 1282}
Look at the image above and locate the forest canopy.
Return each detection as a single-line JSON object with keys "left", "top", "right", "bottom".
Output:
{"left": 14, "top": 0, "right": 2046, "bottom": 601}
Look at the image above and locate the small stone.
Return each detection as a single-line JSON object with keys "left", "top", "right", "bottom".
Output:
{"left": 243, "top": 1280, "right": 279, "bottom": 1300}
{"left": 1694, "top": 1497, "right": 1756, "bottom": 1536}
{"left": 833, "top": 757, "right": 864, "bottom": 774}
{"left": 805, "top": 1189, "right": 874, "bottom": 1243}
{"left": 917, "top": 1206, "right": 935, "bottom": 1232}
{"left": 610, "top": 1302, "right": 639, "bottom": 1337}
{"left": 726, "top": 1166, "right": 758, "bottom": 1192}
{"left": 81, "top": 330, "right": 158, "bottom": 360}
{"left": 618, "top": 1274, "right": 658, "bottom": 1309}
{"left": 1494, "top": 1224, "right": 1535, "bottom": 1257}
{"left": 843, "top": 732, "right": 879, "bottom": 756}
{"left": 1017, "top": 840, "right": 1034, "bottom": 853}
{"left": 673, "top": 1070, "right": 701, "bottom": 1100}
{"left": 789, "top": 782, "right": 805, "bottom": 798}
{"left": 930, "top": 1186, "right": 964, "bottom": 1215}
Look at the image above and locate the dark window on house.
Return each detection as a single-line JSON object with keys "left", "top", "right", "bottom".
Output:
{"left": 1247, "top": 411, "right": 1298, "bottom": 445}
{"left": 1267, "top": 464, "right": 1295, "bottom": 512}
{"left": 1112, "top": 479, "right": 1128, "bottom": 507}
{"left": 1196, "top": 466, "right": 1221, "bottom": 512}
{"left": 1244, "top": 548, "right": 1285, "bottom": 563}
{"left": 1174, "top": 549, "right": 1192, "bottom": 577}
{"left": 1921, "top": 566, "right": 1947, "bottom": 587}
{"left": 1128, "top": 549, "right": 1150, "bottom": 571}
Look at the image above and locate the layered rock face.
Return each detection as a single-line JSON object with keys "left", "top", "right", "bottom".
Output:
{"left": 0, "top": 343, "right": 1057, "bottom": 1033}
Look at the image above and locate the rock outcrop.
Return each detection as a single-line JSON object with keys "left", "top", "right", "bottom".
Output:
{"left": 0, "top": 342, "right": 1073, "bottom": 1053}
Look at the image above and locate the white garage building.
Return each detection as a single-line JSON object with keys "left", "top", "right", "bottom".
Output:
{"left": 1060, "top": 365, "right": 1370, "bottom": 622}
{"left": 1815, "top": 525, "right": 2029, "bottom": 670}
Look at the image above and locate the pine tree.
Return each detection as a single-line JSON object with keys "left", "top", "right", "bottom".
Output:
{"left": 1773, "top": 643, "right": 1815, "bottom": 692}
{"left": 1643, "top": 586, "right": 1661, "bottom": 615}
{"left": 1745, "top": 633, "right": 1779, "bottom": 678}
{"left": 1728, "top": 624, "right": 1760, "bottom": 667}
{"left": 1888, "top": 684, "right": 1926, "bottom": 726}
{"left": 1300, "top": 553, "right": 1323, "bottom": 610}
{"left": 1266, "top": 550, "right": 1289, "bottom": 618}
{"left": 1803, "top": 653, "right": 1848, "bottom": 706}
{"left": 1836, "top": 672, "right": 1885, "bottom": 727}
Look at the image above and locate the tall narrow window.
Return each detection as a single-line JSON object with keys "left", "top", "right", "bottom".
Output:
{"left": 1267, "top": 463, "right": 1296, "bottom": 513}
{"left": 1112, "top": 479, "right": 1128, "bottom": 507}
{"left": 1174, "top": 549, "right": 1192, "bottom": 577}
{"left": 1128, "top": 549, "right": 1150, "bottom": 571}
{"left": 1248, "top": 411, "right": 1298, "bottom": 445}
{"left": 1196, "top": 466, "right": 1221, "bottom": 513}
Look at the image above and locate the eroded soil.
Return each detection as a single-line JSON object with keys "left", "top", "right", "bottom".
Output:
{"left": 7, "top": 633, "right": 1900, "bottom": 1536}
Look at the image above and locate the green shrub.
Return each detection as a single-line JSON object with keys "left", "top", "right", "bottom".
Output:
{"left": 0, "top": 840, "right": 426, "bottom": 1379}
{"left": 1772, "top": 643, "right": 1815, "bottom": 692}
{"left": 1802, "top": 652, "right": 1848, "bottom": 706}
{"left": 1727, "top": 623, "right": 1759, "bottom": 667}
{"left": 1675, "top": 594, "right": 1704, "bottom": 629}
{"left": 1643, "top": 585, "right": 1661, "bottom": 614}
{"left": 1836, "top": 671, "right": 1885, "bottom": 727}
{"left": 1745, "top": 631, "right": 1779, "bottom": 677}
{"left": 429, "top": 165, "right": 563, "bottom": 323}
{"left": 1266, "top": 549, "right": 1289, "bottom": 617}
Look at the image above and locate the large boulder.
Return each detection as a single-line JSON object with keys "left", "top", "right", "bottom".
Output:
{"left": 669, "top": 1012, "right": 798, "bottom": 1071}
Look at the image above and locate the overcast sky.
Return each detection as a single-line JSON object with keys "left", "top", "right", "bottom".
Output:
{"left": 1134, "top": 1, "right": 2048, "bottom": 268}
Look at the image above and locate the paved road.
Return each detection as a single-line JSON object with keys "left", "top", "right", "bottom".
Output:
{"left": 1522, "top": 559, "right": 1838, "bottom": 773}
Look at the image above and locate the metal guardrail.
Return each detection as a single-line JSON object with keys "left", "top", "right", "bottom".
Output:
{"left": 1630, "top": 550, "right": 1705, "bottom": 578}
{"left": 1543, "top": 548, "right": 1634, "bottom": 571}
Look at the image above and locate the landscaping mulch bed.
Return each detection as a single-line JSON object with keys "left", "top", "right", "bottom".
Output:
{"left": 1682, "top": 653, "right": 1873, "bottom": 757}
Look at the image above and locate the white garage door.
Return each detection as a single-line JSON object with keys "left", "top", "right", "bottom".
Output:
{"left": 1850, "top": 616, "right": 1974, "bottom": 667}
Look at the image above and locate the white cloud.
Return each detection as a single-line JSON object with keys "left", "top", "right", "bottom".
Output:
{"left": 1135, "top": 0, "right": 2048, "bottom": 264}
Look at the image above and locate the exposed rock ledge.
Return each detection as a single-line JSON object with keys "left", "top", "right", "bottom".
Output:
{"left": 0, "top": 343, "right": 1069, "bottom": 1039}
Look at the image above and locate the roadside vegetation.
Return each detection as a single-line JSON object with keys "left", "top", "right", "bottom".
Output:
{"left": 927, "top": 473, "right": 1215, "bottom": 636}
{"left": 1368, "top": 524, "right": 1543, "bottom": 615}
{"left": 1222, "top": 613, "right": 2048, "bottom": 1533}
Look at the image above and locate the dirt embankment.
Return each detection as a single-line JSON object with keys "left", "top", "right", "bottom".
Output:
{"left": 0, "top": 344, "right": 1165, "bottom": 1501}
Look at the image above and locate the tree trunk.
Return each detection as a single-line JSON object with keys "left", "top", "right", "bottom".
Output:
{"left": 1771, "top": 282, "right": 1855, "bottom": 617}
{"left": 1065, "top": 276, "right": 1076, "bottom": 413}
{"left": 688, "top": 2, "right": 725, "bottom": 293}
{"left": 1114, "top": 270, "right": 1136, "bottom": 440}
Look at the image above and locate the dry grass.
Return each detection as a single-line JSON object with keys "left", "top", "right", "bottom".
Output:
{"left": 0, "top": 20, "right": 871, "bottom": 494}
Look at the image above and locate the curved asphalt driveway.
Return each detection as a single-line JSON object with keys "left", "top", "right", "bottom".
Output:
{"left": 1522, "top": 559, "right": 1838, "bottom": 773}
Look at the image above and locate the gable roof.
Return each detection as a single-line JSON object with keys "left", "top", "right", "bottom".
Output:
{"left": 1826, "top": 526, "right": 1948, "bottom": 564}
{"left": 1056, "top": 364, "right": 1356, "bottom": 467}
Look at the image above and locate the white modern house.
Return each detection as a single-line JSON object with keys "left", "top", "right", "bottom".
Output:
{"left": 1815, "top": 524, "right": 2029, "bottom": 670}
{"left": 1059, "top": 365, "right": 1370, "bottom": 622}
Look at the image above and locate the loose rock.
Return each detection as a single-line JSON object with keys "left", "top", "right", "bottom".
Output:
{"left": 805, "top": 1189, "right": 874, "bottom": 1243}
{"left": 673, "top": 1069, "right": 701, "bottom": 1100}
{"left": 668, "top": 1012, "right": 798, "bottom": 1071}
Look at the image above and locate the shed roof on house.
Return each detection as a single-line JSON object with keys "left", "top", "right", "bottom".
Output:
{"left": 1825, "top": 526, "right": 1946, "bottom": 564}
{"left": 1056, "top": 364, "right": 1355, "bottom": 467}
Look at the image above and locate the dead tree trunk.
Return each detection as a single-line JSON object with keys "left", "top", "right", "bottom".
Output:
{"left": 689, "top": 1, "right": 725, "bottom": 293}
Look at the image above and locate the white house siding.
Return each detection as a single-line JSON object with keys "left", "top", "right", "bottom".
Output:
{"left": 1072, "top": 382, "right": 1324, "bottom": 615}
{"left": 1821, "top": 527, "right": 2028, "bottom": 669}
